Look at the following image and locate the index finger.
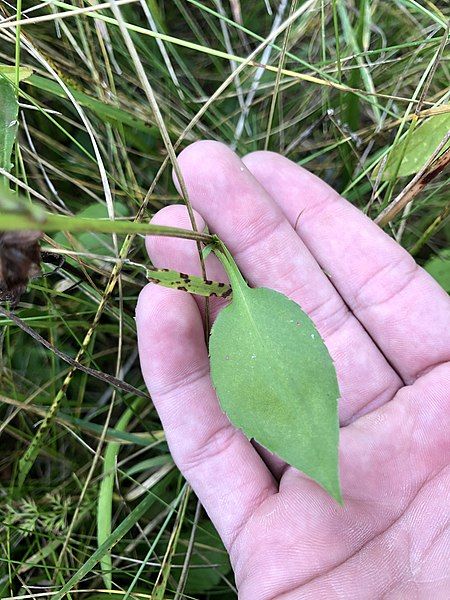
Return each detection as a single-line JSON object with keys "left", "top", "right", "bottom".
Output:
{"left": 243, "top": 151, "right": 450, "bottom": 384}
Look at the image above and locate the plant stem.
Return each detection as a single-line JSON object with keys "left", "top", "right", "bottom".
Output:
{"left": 212, "top": 238, "right": 247, "bottom": 294}
{"left": 0, "top": 212, "right": 213, "bottom": 243}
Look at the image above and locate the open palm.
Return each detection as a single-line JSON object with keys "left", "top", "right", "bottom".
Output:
{"left": 136, "top": 142, "right": 450, "bottom": 599}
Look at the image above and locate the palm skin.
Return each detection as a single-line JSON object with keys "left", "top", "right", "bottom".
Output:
{"left": 136, "top": 142, "right": 450, "bottom": 599}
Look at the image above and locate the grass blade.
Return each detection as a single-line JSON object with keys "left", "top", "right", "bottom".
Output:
{"left": 97, "top": 398, "right": 145, "bottom": 589}
{"left": 51, "top": 490, "right": 159, "bottom": 600}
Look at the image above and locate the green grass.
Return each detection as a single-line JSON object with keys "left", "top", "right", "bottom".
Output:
{"left": 0, "top": 1, "right": 449, "bottom": 598}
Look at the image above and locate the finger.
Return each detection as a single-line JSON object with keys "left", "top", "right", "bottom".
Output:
{"left": 173, "top": 141, "right": 401, "bottom": 423}
{"left": 146, "top": 204, "right": 287, "bottom": 478}
{"left": 136, "top": 284, "right": 277, "bottom": 550}
{"left": 146, "top": 204, "right": 230, "bottom": 322}
{"left": 242, "top": 151, "right": 450, "bottom": 384}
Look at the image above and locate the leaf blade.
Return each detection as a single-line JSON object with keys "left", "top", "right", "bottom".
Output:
{"left": 0, "top": 77, "right": 18, "bottom": 184}
{"left": 0, "top": 66, "right": 33, "bottom": 189}
{"left": 381, "top": 111, "right": 450, "bottom": 180}
{"left": 146, "top": 267, "right": 231, "bottom": 298}
{"left": 209, "top": 249, "right": 341, "bottom": 503}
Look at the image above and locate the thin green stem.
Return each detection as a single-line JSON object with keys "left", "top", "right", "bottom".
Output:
{"left": 0, "top": 212, "right": 214, "bottom": 243}
{"left": 212, "top": 237, "right": 247, "bottom": 294}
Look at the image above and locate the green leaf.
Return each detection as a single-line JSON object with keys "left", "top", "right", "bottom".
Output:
{"left": 209, "top": 242, "right": 342, "bottom": 503}
{"left": 380, "top": 111, "right": 450, "bottom": 180}
{"left": 424, "top": 248, "right": 450, "bottom": 292}
{"left": 0, "top": 77, "right": 18, "bottom": 187}
{"left": 0, "top": 66, "right": 33, "bottom": 190}
{"left": 146, "top": 266, "right": 231, "bottom": 298}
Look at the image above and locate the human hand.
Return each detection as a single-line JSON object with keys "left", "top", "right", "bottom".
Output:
{"left": 136, "top": 141, "right": 450, "bottom": 599}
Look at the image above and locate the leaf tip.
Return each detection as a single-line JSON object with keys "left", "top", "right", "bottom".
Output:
{"left": 334, "top": 490, "right": 345, "bottom": 507}
{"left": 321, "top": 475, "right": 343, "bottom": 506}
